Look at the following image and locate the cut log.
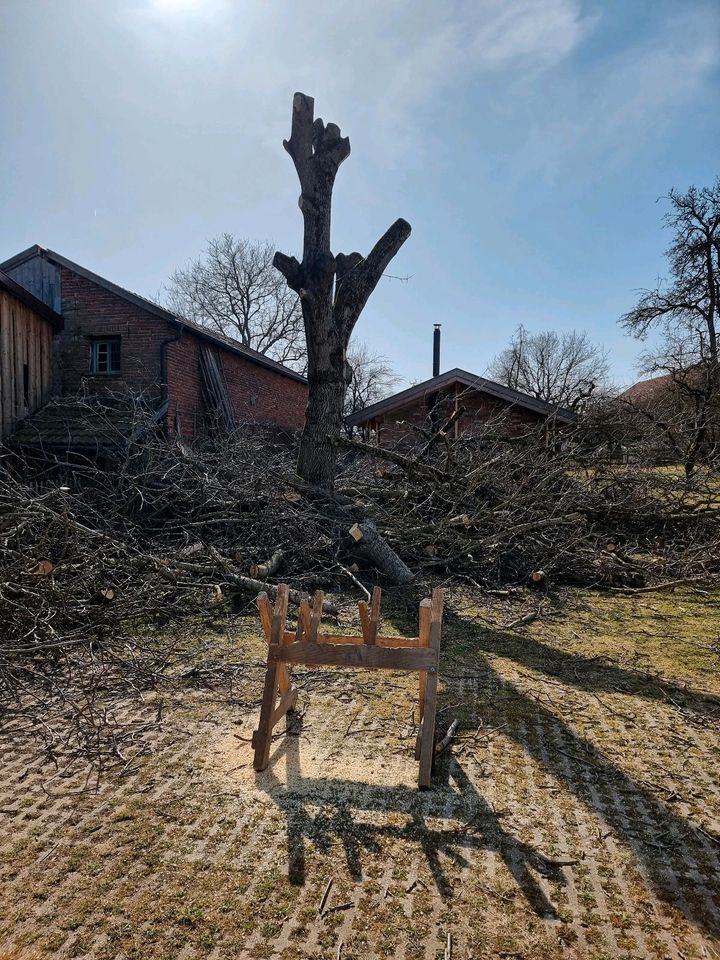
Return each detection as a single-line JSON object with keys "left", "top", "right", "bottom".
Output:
{"left": 348, "top": 520, "right": 413, "bottom": 585}
{"left": 250, "top": 548, "right": 285, "bottom": 580}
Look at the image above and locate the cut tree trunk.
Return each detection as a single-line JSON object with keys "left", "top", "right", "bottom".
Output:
{"left": 274, "top": 92, "right": 411, "bottom": 489}
{"left": 348, "top": 520, "right": 413, "bottom": 585}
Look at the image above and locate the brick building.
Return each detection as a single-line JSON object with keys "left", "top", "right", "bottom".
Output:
{"left": 0, "top": 245, "right": 307, "bottom": 450}
{"left": 346, "top": 368, "right": 576, "bottom": 444}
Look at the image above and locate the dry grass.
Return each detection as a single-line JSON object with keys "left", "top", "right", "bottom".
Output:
{"left": 1, "top": 587, "right": 719, "bottom": 959}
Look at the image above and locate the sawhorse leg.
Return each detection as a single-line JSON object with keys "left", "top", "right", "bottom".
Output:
{"left": 418, "top": 588, "right": 443, "bottom": 788}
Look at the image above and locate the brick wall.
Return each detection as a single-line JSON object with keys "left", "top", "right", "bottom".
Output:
{"left": 219, "top": 348, "right": 307, "bottom": 431}
{"left": 373, "top": 384, "right": 546, "bottom": 446}
{"left": 57, "top": 267, "right": 168, "bottom": 401}
{"left": 57, "top": 266, "right": 307, "bottom": 436}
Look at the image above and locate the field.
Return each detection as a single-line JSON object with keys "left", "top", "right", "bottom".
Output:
{"left": 1, "top": 587, "right": 719, "bottom": 959}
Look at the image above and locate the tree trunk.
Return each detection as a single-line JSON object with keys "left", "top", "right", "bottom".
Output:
{"left": 297, "top": 367, "right": 348, "bottom": 484}
{"left": 274, "top": 92, "right": 411, "bottom": 489}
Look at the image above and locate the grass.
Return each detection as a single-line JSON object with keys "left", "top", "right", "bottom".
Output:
{"left": 1, "top": 585, "right": 719, "bottom": 958}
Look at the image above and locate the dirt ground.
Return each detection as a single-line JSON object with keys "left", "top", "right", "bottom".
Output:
{"left": 1, "top": 587, "right": 719, "bottom": 959}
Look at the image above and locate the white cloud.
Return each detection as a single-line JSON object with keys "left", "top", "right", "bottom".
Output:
{"left": 122, "top": 0, "right": 591, "bottom": 159}
{"left": 512, "top": 7, "right": 720, "bottom": 182}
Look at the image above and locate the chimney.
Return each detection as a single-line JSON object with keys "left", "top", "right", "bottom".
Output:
{"left": 432, "top": 324, "right": 441, "bottom": 378}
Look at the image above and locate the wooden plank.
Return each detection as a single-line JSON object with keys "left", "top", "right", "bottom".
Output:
{"left": 256, "top": 592, "right": 273, "bottom": 641}
{"left": 418, "top": 588, "right": 443, "bottom": 788}
{"left": 308, "top": 590, "right": 323, "bottom": 642}
{"left": 269, "top": 640, "right": 436, "bottom": 672}
{"left": 279, "top": 630, "right": 421, "bottom": 648}
{"left": 297, "top": 594, "right": 311, "bottom": 641}
{"left": 270, "top": 686, "right": 299, "bottom": 727}
{"left": 357, "top": 600, "right": 370, "bottom": 642}
{"left": 367, "top": 586, "right": 381, "bottom": 645}
{"left": 418, "top": 598, "right": 432, "bottom": 721}
{"left": 253, "top": 584, "right": 290, "bottom": 771}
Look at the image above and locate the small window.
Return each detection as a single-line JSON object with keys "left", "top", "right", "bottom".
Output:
{"left": 90, "top": 338, "right": 121, "bottom": 374}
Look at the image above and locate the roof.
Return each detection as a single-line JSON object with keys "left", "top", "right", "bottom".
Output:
{"left": 621, "top": 373, "right": 674, "bottom": 403}
{"left": 0, "top": 245, "right": 306, "bottom": 385}
{"left": 7, "top": 395, "right": 168, "bottom": 452}
{"left": 346, "top": 368, "right": 577, "bottom": 427}
{"left": 0, "top": 269, "right": 64, "bottom": 331}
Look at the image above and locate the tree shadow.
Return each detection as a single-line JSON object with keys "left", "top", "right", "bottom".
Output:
{"left": 254, "top": 619, "right": 720, "bottom": 943}
{"left": 441, "top": 604, "right": 720, "bottom": 721}
{"left": 441, "top": 604, "right": 720, "bottom": 939}
{"left": 258, "top": 713, "right": 567, "bottom": 918}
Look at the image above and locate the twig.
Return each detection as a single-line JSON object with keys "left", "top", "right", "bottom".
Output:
{"left": 318, "top": 878, "right": 333, "bottom": 915}
{"left": 435, "top": 719, "right": 459, "bottom": 754}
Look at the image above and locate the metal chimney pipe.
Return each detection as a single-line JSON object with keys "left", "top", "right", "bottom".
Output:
{"left": 433, "top": 324, "right": 441, "bottom": 378}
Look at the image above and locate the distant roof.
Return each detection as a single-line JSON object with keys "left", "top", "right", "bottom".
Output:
{"left": 346, "top": 368, "right": 577, "bottom": 427}
{"left": 0, "top": 269, "right": 63, "bottom": 331}
{"left": 0, "top": 245, "right": 306, "bottom": 385}
{"left": 621, "top": 373, "right": 674, "bottom": 403}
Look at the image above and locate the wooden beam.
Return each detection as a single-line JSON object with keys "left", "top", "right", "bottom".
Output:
{"left": 253, "top": 584, "right": 290, "bottom": 771}
{"left": 269, "top": 640, "right": 436, "bottom": 672}
{"left": 309, "top": 590, "right": 324, "bottom": 642}
{"left": 270, "top": 686, "right": 299, "bottom": 728}
{"left": 418, "top": 598, "right": 432, "bottom": 721}
{"left": 418, "top": 587, "right": 443, "bottom": 788}
{"left": 358, "top": 600, "right": 370, "bottom": 641}
{"left": 367, "top": 586, "right": 381, "bottom": 645}
{"left": 280, "top": 630, "right": 422, "bottom": 648}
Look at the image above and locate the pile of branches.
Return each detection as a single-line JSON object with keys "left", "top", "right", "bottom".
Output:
{"left": 2, "top": 394, "right": 720, "bottom": 770}
{"left": 337, "top": 416, "right": 720, "bottom": 588}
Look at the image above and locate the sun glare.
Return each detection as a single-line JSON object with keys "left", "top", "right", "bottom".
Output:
{"left": 149, "top": 0, "right": 207, "bottom": 14}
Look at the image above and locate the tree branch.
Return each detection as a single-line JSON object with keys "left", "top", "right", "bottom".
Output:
{"left": 334, "top": 218, "right": 412, "bottom": 332}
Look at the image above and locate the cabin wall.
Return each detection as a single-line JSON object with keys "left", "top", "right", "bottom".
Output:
{"left": 371, "top": 386, "right": 546, "bottom": 446}
{"left": 0, "top": 289, "right": 55, "bottom": 439}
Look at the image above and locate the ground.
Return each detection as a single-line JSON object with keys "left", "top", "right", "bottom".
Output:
{"left": 1, "top": 587, "right": 719, "bottom": 959}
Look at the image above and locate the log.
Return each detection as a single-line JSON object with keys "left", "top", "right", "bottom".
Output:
{"left": 250, "top": 548, "right": 285, "bottom": 580}
{"left": 348, "top": 520, "right": 413, "bottom": 585}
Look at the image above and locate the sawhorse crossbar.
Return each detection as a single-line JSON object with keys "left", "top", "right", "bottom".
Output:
{"left": 251, "top": 584, "right": 444, "bottom": 788}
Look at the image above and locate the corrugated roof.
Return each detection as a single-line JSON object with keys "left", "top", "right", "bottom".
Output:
{"left": 346, "top": 368, "right": 577, "bottom": 427}
{"left": 0, "top": 245, "right": 307, "bottom": 385}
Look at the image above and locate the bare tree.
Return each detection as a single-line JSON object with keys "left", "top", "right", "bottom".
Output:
{"left": 166, "top": 234, "right": 306, "bottom": 369}
{"left": 620, "top": 179, "right": 720, "bottom": 475}
{"left": 621, "top": 179, "right": 720, "bottom": 367}
{"left": 489, "top": 325, "right": 609, "bottom": 409}
{"left": 274, "top": 93, "right": 411, "bottom": 488}
{"left": 344, "top": 341, "right": 399, "bottom": 434}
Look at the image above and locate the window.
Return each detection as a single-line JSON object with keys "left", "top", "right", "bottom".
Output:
{"left": 90, "top": 338, "right": 121, "bottom": 374}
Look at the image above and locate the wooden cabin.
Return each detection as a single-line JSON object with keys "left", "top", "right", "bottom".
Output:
{"left": 0, "top": 270, "right": 63, "bottom": 440}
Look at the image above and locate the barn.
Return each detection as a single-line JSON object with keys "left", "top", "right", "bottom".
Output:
{"left": 0, "top": 269, "right": 63, "bottom": 440}
{"left": 0, "top": 245, "right": 308, "bottom": 451}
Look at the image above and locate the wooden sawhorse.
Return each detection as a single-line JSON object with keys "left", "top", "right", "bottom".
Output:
{"left": 251, "top": 584, "right": 444, "bottom": 788}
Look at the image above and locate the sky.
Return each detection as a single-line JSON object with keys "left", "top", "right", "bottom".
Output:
{"left": 1, "top": 0, "right": 719, "bottom": 390}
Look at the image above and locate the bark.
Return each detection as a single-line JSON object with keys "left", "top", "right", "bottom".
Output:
{"left": 274, "top": 92, "right": 411, "bottom": 488}
{"left": 347, "top": 520, "right": 413, "bottom": 585}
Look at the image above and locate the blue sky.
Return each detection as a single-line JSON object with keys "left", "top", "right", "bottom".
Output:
{"left": 1, "top": 0, "right": 718, "bottom": 389}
